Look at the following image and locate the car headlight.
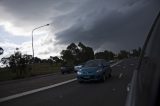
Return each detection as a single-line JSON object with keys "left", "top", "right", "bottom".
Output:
{"left": 77, "top": 71, "right": 82, "bottom": 75}
{"left": 96, "top": 69, "right": 102, "bottom": 73}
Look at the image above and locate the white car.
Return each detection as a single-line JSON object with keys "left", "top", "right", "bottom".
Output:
{"left": 74, "top": 65, "right": 83, "bottom": 72}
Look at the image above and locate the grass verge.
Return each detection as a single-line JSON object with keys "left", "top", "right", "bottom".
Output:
{"left": 0, "top": 63, "right": 60, "bottom": 82}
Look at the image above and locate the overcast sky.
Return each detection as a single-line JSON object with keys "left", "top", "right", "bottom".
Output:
{"left": 0, "top": 0, "right": 159, "bottom": 60}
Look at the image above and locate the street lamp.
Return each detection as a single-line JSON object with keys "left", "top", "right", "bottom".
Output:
{"left": 32, "top": 24, "right": 50, "bottom": 58}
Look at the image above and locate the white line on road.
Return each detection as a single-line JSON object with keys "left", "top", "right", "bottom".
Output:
{"left": 0, "top": 60, "right": 123, "bottom": 103}
{"left": 0, "top": 78, "right": 77, "bottom": 103}
{"left": 111, "top": 60, "right": 123, "bottom": 67}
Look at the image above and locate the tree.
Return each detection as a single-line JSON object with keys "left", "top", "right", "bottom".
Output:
{"left": 117, "top": 50, "right": 129, "bottom": 59}
{"left": 95, "top": 52, "right": 106, "bottom": 59}
{"left": 67, "top": 43, "right": 79, "bottom": 55}
{"left": 131, "top": 47, "right": 142, "bottom": 57}
{"left": 61, "top": 50, "right": 74, "bottom": 65}
{"left": 132, "top": 49, "right": 139, "bottom": 57}
{"left": 67, "top": 43, "right": 81, "bottom": 64}
{"left": 95, "top": 50, "right": 115, "bottom": 60}
{"left": 105, "top": 50, "right": 115, "bottom": 60}
{"left": 41, "top": 59, "right": 48, "bottom": 63}
{"left": 47, "top": 59, "right": 53, "bottom": 64}
{"left": 60, "top": 42, "right": 94, "bottom": 65}
{"left": 1, "top": 49, "right": 30, "bottom": 78}
{"left": 33, "top": 57, "right": 41, "bottom": 63}
{"left": 78, "top": 42, "right": 94, "bottom": 63}
{"left": 1, "top": 57, "right": 9, "bottom": 65}
{"left": 50, "top": 56, "right": 63, "bottom": 64}
{"left": 23, "top": 54, "right": 32, "bottom": 64}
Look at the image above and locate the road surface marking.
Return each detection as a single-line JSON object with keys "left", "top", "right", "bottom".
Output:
{"left": 0, "top": 78, "right": 76, "bottom": 103}
{"left": 111, "top": 60, "right": 123, "bottom": 67}
{"left": 0, "top": 60, "right": 123, "bottom": 103}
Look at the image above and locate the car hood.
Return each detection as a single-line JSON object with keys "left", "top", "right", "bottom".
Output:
{"left": 80, "top": 67, "right": 99, "bottom": 73}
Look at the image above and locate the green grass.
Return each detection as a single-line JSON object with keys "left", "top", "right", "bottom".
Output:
{"left": 0, "top": 63, "right": 61, "bottom": 82}
{"left": 30, "top": 63, "right": 60, "bottom": 76}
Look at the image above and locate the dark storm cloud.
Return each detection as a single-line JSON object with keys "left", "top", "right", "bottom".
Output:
{"left": 55, "top": 0, "right": 160, "bottom": 52}
{"left": 0, "top": 0, "right": 159, "bottom": 55}
{"left": 0, "top": 0, "right": 84, "bottom": 28}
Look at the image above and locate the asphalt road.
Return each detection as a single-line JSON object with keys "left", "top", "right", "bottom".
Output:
{"left": 0, "top": 72, "right": 75, "bottom": 98}
{"left": 0, "top": 58, "right": 138, "bottom": 106}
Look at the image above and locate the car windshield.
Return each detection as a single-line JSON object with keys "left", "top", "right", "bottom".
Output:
{"left": 84, "top": 60, "right": 101, "bottom": 67}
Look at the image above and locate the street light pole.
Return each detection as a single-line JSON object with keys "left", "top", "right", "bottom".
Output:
{"left": 32, "top": 24, "right": 50, "bottom": 58}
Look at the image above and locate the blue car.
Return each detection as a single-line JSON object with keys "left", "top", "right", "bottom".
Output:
{"left": 77, "top": 59, "right": 112, "bottom": 82}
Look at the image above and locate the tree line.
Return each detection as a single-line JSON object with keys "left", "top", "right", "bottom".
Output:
{"left": 0, "top": 43, "right": 141, "bottom": 77}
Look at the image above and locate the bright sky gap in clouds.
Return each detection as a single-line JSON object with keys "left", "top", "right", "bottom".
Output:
{"left": 0, "top": 0, "right": 159, "bottom": 59}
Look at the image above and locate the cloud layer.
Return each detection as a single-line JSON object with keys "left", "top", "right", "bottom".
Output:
{"left": 54, "top": 0, "right": 160, "bottom": 51}
{"left": 0, "top": 0, "right": 159, "bottom": 60}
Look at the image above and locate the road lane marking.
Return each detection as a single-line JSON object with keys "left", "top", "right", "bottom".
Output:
{"left": 111, "top": 60, "right": 123, "bottom": 67}
{"left": 0, "top": 78, "right": 77, "bottom": 103}
{"left": 0, "top": 60, "right": 123, "bottom": 103}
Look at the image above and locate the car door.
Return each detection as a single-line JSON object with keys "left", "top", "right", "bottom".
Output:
{"left": 126, "top": 11, "right": 160, "bottom": 106}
